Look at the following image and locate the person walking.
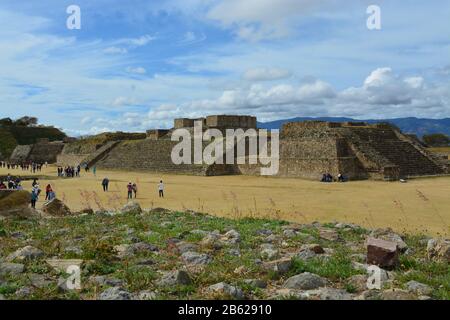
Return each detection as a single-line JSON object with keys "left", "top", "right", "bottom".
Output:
{"left": 127, "top": 182, "right": 133, "bottom": 200}
{"left": 102, "top": 177, "right": 109, "bottom": 192}
{"left": 158, "top": 180, "right": 164, "bottom": 198}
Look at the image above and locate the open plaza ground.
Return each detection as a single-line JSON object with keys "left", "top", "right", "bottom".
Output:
{"left": 2, "top": 165, "right": 449, "bottom": 236}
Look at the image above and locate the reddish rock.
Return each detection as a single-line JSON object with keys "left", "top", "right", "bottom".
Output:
{"left": 366, "top": 237, "right": 399, "bottom": 269}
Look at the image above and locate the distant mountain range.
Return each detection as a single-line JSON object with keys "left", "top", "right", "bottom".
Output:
{"left": 257, "top": 117, "right": 450, "bottom": 138}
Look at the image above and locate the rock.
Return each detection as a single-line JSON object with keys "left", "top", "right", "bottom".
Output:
{"left": 300, "top": 244, "right": 324, "bottom": 254}
{"left": 131, "top": 242, "right": 159, "bottom": 253}
{"left": 296, "top": 249, "right": 317, "bottom": 261}
{"left": 200, "top": 233, "right": 222, "bottom": 249}
{"left": 355, "top": 290, "right": 382, "bottom": 300}
{"left": 120, "top": 201, "right": 142, "bottom": 215}
{"left": 113, "top": 244, "right": 134, "bottom": 259}
{"left": 57, "top": 277, "right": 75, "bottom": 292}
{"left": 348, "top": 274, "right": 369, "bottom": 292}
{"left": 263, "top": 234, "right": 277, "bottom": 243}
{"left": 176, "top": 242, "right": 198, "bottom": 254}
{"left": 15, "top": 287, "right": 33, "bottom": 298}
{"left": 222, "top": 229, "right": 241, "bottom": 245}
{"left": 10, "top": 232, "right": 27, "bottom": 239}
{"left": 313, "top": 288, "right": 354, "bottom": 300}
{"left": 99, "top": 287, "right": 132, "bottom": 300}
{"left": 370, "top": 228, "right": 408, "bottom": 252}
{"left": 64, "top": 246, "right": 83, "bottom": 255}
{"left": 137, "top": 290, "right": 157, "bottom": 300}
{"left": 263, "top": 258, "right": 292, "bottom": 276}
{"left": 206, "top": 282, "right": 244, "bottom": 299}
{"left": 90, "top": 276, "right": 124, "bottom": 287}
{"left": 406, "top": 281, "right": 433, "bottom": 296}
{"left": 0, "top": 294, "right": 5, "bottom": 300}
{"left": 228, "top": 248, "right": 241, "bottom": 257}
{"left": 366, "top": 238, "right": 399, "bottom": 269}
{"left": 0, "top": 263, "right": 25, "bottom": 276}
{"left": 427, "top": 239, "right": 450, "bottom": 262}
{"left": 283, "top": 272, "right": 327, "bottom": 290}
{"left": 260, "top": 247, "right": 279, "bottom": 261}
{"left": 156, "top": 270, "right": 192, "bottom": 287}
{"left": 42, "top": 198, "right": 71, "bottom": 216}
{"left": 244, "top": 279, "right": 267, "bottom": 289}
{"left": 181, "top": 251, "right": 212, "bottom": 266}
{"left": 319, "top": 228, "right": 340, "bottom": 241}
{"left": 7, "top": 246, "right": 44, "bottom": 262}
{"left": 0, "top": 190, "right": 38, "bottom": 219}
{"left": 29, "top": 274, "right": 53, "bottom": 289}
{"left": 283, "top": 229, "right": 297, "bottom": 238}
{"left": 418, "top": 295, "right": 432, "bottom": 301}
{"left": 381, "top": 289, "right": 416, "bottom": 300}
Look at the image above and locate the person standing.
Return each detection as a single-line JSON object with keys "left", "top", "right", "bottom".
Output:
{"left": 30, "top": 189, "right": 39, "bottom": 208}
{"left": 158, "top": 180, "right": 164, "bottom": 198}
{"left": 93, "top": 166, "right": 97, "bottom": 176}
{"left": 102, "top": 177, "right": 109, "bottom": 192}
{"left": 45, "top": 184, "right": 53, "bottom": 200}
{"left": 132, "top": 183, "right": 138, "bottom": 199}
{"left": 127, "top": 182, "right": 133, "bottom": 200}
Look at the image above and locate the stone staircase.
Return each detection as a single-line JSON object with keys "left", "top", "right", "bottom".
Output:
{"left": 82, "top": 141, "right": 121, "bottom": 167}
{"left": 343, "top": 128, "right": 445, "bottom": 178}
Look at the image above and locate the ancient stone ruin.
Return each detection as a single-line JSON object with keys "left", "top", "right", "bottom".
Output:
{"left": 8, "top": 115, "right": 448, "bottom": 180}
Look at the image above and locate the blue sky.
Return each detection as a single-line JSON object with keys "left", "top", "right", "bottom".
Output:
{"left": 0, "top": 0, "right": 449, "bottom": 135}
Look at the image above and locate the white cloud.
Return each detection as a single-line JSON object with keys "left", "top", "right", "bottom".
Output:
{"left": 111, "top": 97, "right": 138, "bottom": 107}
{"left": 103, "top": 46, "right": 128, "bottom": 54}
{"left": 126, "top": 66, "right": 147, "bottom": 74}
{"left": 118, "top": 34, "right": 156, "bottom": 47}
{"left": 243, "top": 67, "right": 292, "bottom": 81}
{"left": 207, "top": 0, "right": 335, "bottom": 41}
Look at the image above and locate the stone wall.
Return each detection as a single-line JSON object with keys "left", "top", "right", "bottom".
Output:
{"left": 9, "top": 145, "right": 33, "bottom": 163}
{"left": 27, "top": 142, "right": 65, "bottom": 164}
{"left": 95, "top": 139, "right": 236, "bottom": 176}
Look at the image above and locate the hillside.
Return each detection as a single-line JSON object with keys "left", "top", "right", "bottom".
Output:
{"left": 0, "top": 119, "right": 67, "bottom": 159}
{"left": 258, "top": 117, "right": 450, "bottom": 138}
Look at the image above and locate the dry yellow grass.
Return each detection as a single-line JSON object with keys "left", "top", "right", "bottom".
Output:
{"left": 2, "top": 165, "right": 449, "bottom": 236}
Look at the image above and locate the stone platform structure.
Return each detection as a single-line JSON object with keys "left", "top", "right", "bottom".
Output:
{"left": 8, "top": 115, "right": 447, "bottom": 180}
{"left": 9, "top": 139, "right": 64, "bottom": 164}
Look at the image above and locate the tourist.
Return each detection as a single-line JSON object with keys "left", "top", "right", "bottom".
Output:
{"left": 92, "top": 166, "right": 97, "bottom": 176}
{"left": 45, "top": 184, "right": 53, "bottom": 200}
{"left": 132, "top": 183, "right": 138, "bottom": 199}
{"left": 32, "top": 178, "right": 38, "bottom": 187}
{"left": 127, "top": 182, "right": 133, "bottom": 199}
{"left": 158, "top": 180, "right": 164, "bottom": 198}
{"left": 30, "top": 189, "right": 39, "bottom": 208}
{"left": 102, "top": 177, "right": 109, "bottom": 192}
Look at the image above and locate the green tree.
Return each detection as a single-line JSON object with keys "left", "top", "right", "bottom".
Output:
{"left": 423, "top": 133, "right": 450, "bottom": 147}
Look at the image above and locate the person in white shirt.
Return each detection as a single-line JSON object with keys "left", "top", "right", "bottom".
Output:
{"left": 158, "top": 180, "right": 164, "bottom": 198}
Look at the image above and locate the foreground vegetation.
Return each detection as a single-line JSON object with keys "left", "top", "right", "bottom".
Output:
{"left": 0, "top": 207, "right": 448, "bottom": 300}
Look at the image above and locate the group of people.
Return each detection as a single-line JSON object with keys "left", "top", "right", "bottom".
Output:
{"left": 57, "top": 165, "right": 81, "bottom": 178}
{"left": 0, "top": 161, "right": 45, "bottom": 173}
{"left": 321, "top": 173, "right": 348, "bottom": 183}
{"left": 100, "top": 177, "right": 165, "bottom": 199}
{"left": 0, "top": 174, "right": 23, "bottom": 190}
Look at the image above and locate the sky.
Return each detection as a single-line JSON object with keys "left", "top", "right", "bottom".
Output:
{"left": 0, "top": 0, "right": 449, "bottom": 136}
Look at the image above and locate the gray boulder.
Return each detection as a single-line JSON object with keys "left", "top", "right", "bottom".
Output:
{"left": 181, "top": 251, "right": 212, "bottom": 266}
{"left": 157, "top": 270, "right": 192, "bottom": 287}
{"left": 0, "top": 263, "right": 25, "bottom": 276}
{"left": 206, "top": 282, "right": 244, "bottom": 299}
{"left": 283, "top": 272, "right": 327, "bottom": 290}
{"left": 7, "top": 246, "right": 44, "bottom": 262}
{"left": 99, "top": 287, "right": 132, "bottom": 300}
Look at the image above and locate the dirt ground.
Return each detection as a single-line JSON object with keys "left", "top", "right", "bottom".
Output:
{"left": 1, "top": 165, "right": 449, "bottom": 236}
